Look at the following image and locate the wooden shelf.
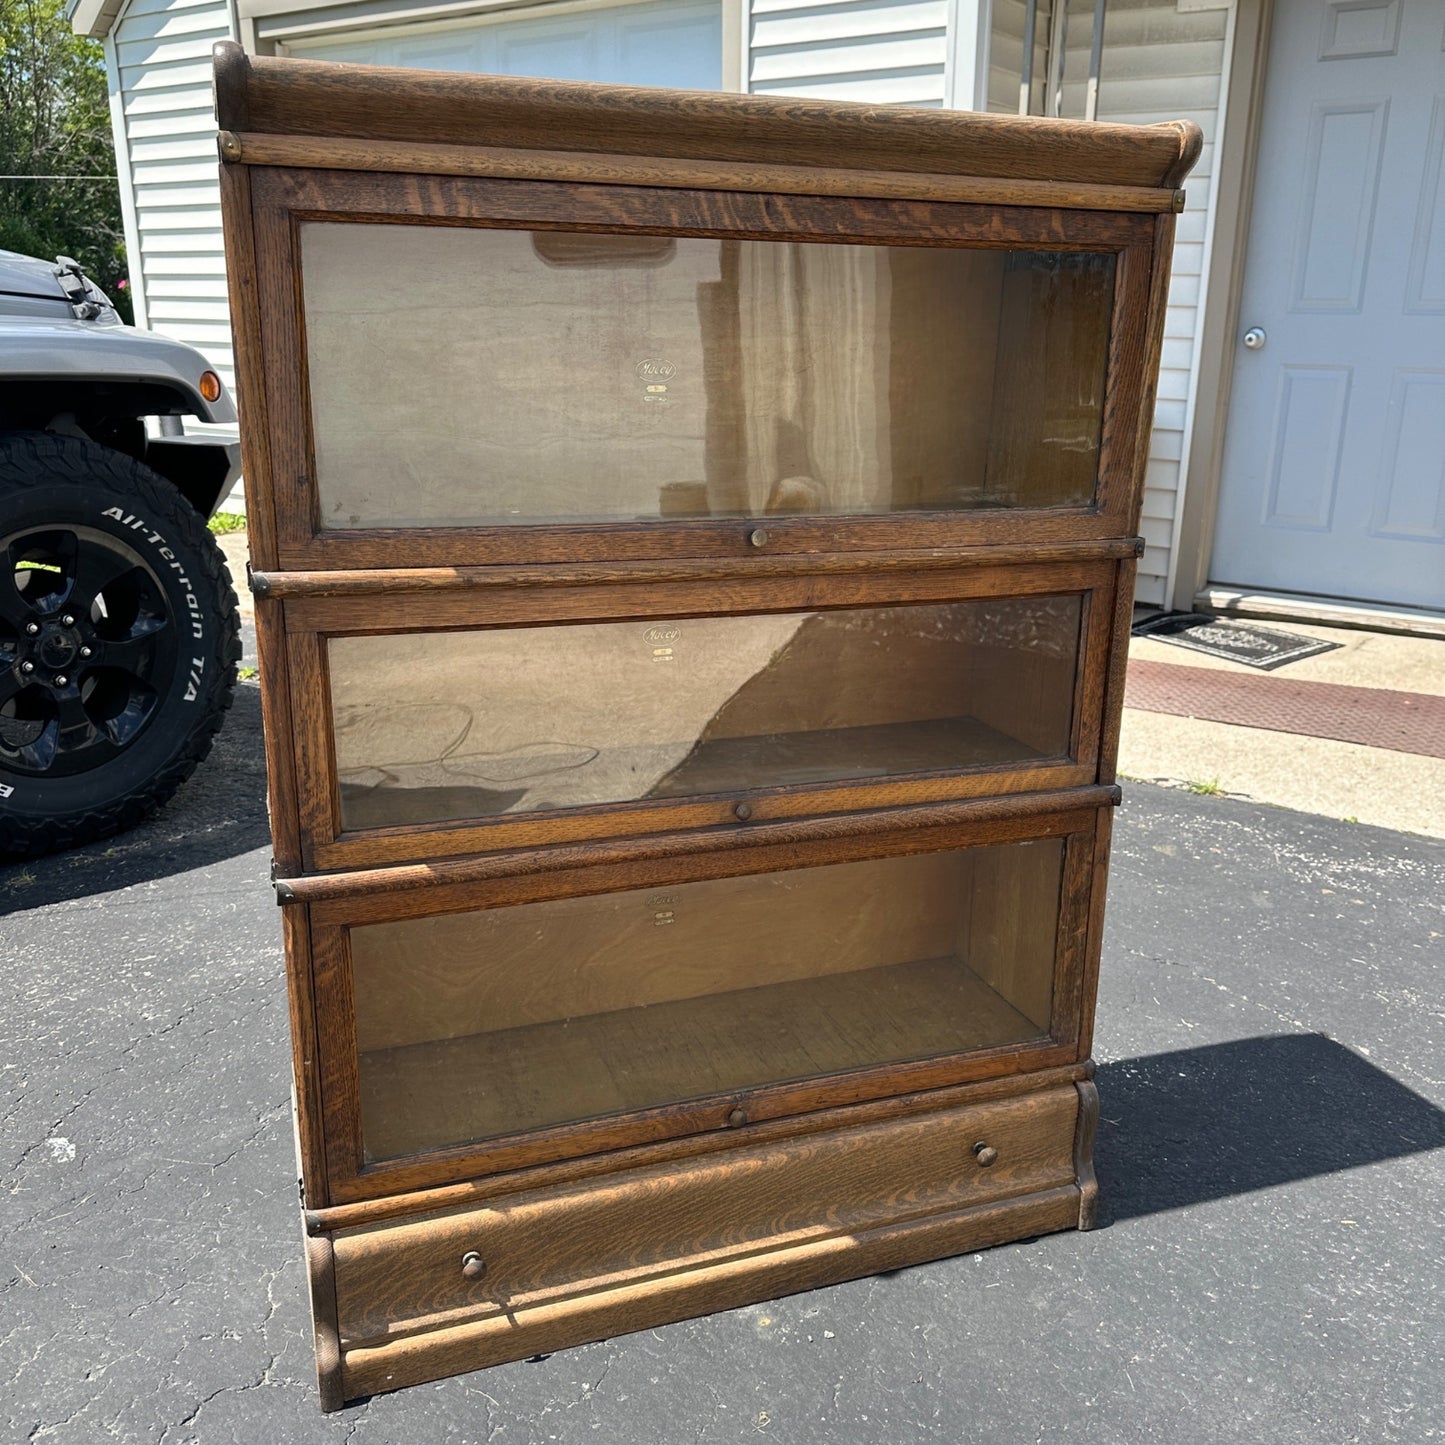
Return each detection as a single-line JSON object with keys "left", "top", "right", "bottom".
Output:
{"left": 359, "top": 955, "right": 1044, "bottom": 1160}
{"left": 654, "top": 715, "right": 1035, "bottom": 794}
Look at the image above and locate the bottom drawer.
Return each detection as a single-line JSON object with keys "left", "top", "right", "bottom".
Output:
{"left": 311, "top": 1077, "right": 1095, "bottom": 1406}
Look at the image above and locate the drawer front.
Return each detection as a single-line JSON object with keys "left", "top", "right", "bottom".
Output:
{"left": 331, "top": 1082, "right": 1084, "bottom": 1349}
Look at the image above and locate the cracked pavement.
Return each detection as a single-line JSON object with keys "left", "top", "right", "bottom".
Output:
{"left": 3, "top": 655, "right": 1444, "bottom": 1442}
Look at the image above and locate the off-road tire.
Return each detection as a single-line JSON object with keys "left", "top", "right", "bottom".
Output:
{"left": 0, "top": 431, "right": 240, "bottom": 860}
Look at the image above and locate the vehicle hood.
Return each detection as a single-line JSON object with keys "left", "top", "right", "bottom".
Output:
{"left": 0, "top": 249, "right": 70, "bottom": 302}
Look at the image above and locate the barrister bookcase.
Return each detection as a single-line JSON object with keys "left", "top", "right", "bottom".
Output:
{"left": 214, "top": 39, "right": 1198, "bottom": 1409}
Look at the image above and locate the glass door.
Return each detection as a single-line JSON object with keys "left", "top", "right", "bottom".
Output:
{"left": 324, "top": 829, "right": 1076, "bottom": 1176}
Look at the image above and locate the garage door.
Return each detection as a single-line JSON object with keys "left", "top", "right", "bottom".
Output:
{"left": 282, "top": 0, "right": 724, "bottom": 92}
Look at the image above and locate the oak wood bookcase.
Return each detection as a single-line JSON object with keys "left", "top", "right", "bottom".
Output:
{"left": 214, "top": 40, "right": 1198, "bottom": 1409}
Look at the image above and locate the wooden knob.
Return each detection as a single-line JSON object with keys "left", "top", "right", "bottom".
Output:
{"left": 727, "top": 1106, "right": 749, "bottom": 1127}
{"left": 461, "top": 1251, "right": 486, "bottom": 1279}
{"left": 972, "top": 1142, "right": 998, "bottom": 1168}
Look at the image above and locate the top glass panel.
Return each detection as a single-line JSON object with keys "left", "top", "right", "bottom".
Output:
{"left": 301, "top": 223, "right": 1116, "bottom": 530}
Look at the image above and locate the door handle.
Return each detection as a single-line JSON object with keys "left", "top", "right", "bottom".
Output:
{"left": 1243, "top": 327, "right": 1266, "bottom": 350}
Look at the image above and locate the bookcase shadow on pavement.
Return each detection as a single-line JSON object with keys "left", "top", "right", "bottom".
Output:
{"left": 1095, "top": 1033, "right": 1445, "bottom": 1224}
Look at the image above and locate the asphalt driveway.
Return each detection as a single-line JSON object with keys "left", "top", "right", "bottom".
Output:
{"left": 3, "top": 668, "right": 1443, "bottom": 1444}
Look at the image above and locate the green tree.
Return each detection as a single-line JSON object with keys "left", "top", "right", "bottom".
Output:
{"left": 0, "top": 0, "right": 130, "bottom": 320}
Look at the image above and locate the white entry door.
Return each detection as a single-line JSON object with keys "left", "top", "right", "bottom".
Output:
{"left": 284, "top": 0, "right": 724, "bottom": 92}
{"left": 1211, "top": 0, "right": 1445, "bottom": 611}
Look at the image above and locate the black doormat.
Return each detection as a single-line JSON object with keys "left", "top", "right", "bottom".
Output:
{"left": 1130, "top": 612, "right": 1344, "bottom": 670}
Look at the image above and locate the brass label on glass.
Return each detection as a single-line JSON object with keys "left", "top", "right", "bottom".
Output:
{"left": 637, "top": 357, "right": 675, "bottom": 405}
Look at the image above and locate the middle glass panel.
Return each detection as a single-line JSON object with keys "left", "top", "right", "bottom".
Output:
{"left": 329, "top": 594, "right": 1081, "bottom": 831}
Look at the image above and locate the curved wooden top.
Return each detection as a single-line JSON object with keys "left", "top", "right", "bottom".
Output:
{"left": 213, "top": 41, "right": 1201, "bottom": 193}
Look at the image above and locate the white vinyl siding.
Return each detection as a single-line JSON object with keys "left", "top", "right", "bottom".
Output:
{"left": 747, "top": 0, "right": 950, "bottom": 105}
{"left": 985, "top": 0, "right": 1046, "bottom": 113}
{"left": 109, "top": 0, "right": 238, "bottom": 393}
{"left": 986, "top": 0, "right": 1228, "bottom": 606}
{"left": 281, "top": 0, "right": 724, "bottom": 91}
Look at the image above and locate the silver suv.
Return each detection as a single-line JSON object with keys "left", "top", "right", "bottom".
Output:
{"left": 1, "top": 250, "right": 242, "bottom": 859}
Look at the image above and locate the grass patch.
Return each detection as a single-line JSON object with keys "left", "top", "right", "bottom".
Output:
{"left": 1186, "top": 777, "right": 1223, "bottom": 796}
{"left": 208, "top": 512, "right": 247, "bottom": 535}
{"left": 238, "top": 665, "right": 258, "bottom": 681}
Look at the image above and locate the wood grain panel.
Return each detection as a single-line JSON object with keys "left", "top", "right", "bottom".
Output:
{"left": 335, "top": 1086, "right": 1078, "bottom": 1339}
{"left": 246, "top": 537, "right": 1145, "bottom": 599}
{"left": 216, "top": 43, "right": 1199, "bottom": 191}
{"left": 341, "top": 1186, "right": 1082, "bottom": 1402}
{"left": 226, "top": 132, "right": 1186, "bottom": 214}
{"left": 293, "top": 788, "right": 1113, "bottom": 916}
{"left": 306, "top": 1061, "right": 1092, "bottom": 1234}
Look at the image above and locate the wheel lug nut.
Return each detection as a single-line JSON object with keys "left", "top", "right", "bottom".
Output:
{"left": 20, "top": 660, "right": 34, "bottom": 674}
{"left": 25, "top": 621, "right": 39, "bottom": 635}
{"left": 61, "top": 614, "right": 75, "bottom": 627}
{"left": 79, "top": 646, "right": 93, "bottom": 658}
{"left": 54, "top": 674, "right": 68, "bottom": 687}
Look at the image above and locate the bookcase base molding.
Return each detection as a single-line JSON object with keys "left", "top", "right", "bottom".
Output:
{"left": 306, "top": 1074, "right": 1098, "bottom": 1407}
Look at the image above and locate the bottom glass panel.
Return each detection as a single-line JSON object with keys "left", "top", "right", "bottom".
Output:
{"left": 351, "top": 840, "right": 1064, "bottom": 1162}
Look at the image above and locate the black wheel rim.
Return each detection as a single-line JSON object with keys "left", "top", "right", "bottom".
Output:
{"left": 0, "top": 525, "right": 178, "bottom": 778}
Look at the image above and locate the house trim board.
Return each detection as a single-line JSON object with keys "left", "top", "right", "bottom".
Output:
{"left": 1196, "top": 586, "right": 1445, "bottom": 640}
{"left": 945, "top": 0, "right": 990, "bottom": 112}
{"left": 101, "top": 9, "right": 149, "bottom": 332}
{"left": 1169, "top": 0, "right": 1275, "bottom": 612}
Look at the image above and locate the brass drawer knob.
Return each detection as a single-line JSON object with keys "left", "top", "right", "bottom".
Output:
{"left": 749, "top": 528, "right": 768, "bottom": 547}
{"left": 461, "top": 1251, "right": 486, "bottom": 1280}
{"left": 972, "top": 1141, "right": 998, "bottom": 1168}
